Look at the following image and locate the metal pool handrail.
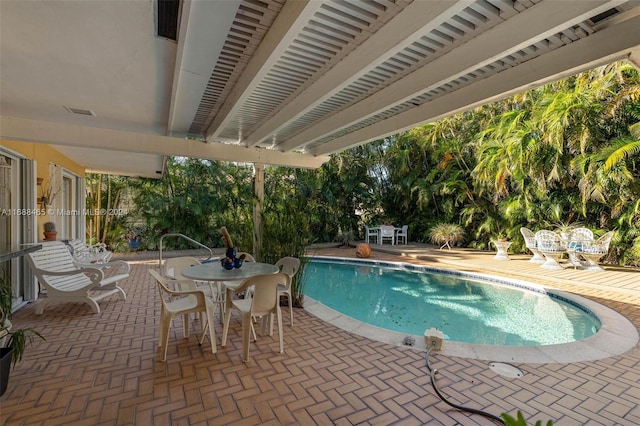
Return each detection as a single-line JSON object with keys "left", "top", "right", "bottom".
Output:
{"left": 158, "top": 233, "right": 214, "bottom": 271}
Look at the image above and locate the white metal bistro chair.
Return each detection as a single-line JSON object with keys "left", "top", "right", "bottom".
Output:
{"left": 520, "top": 227, "right": 545, "bottom": 264}
{"left": 574, "top": 231, "right": 614, "bottom": 272}
{"left": 535, "top": 230, "right": 565, "bottom": 270}
{"left": 566, "top": 227, "right": 594, "bottom": 268}
{"left": 66, "top": 239, "right": 113, "bottom": 264}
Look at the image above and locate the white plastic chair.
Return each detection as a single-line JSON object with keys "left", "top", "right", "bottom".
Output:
{"left": 275, "top": 256, "right": 301, "bottom": 326}
{"left": 237, "top": 252, "right": 256, "bottom": 262}
{"left": 520, "top": 227, "right": 545, "bottom": 264}
{"left": 164, "top": 256, "right": 201, "bottom": 280}
{"left": 163, "top": 256, "right": 217, "bottom": 322}
{"left": 221, "top": 272, "right": 288, "bottom": 362}
{"left": 149, "top": 269, "right": 217, "bottom": 362}
{"left": 396, "top": 225, "right": 408, "bottom": 245}
{"left": 379, "top": 225, "right": 395, "bottom": 245}
{"left": 220, "top": 252, "right": 258, "bottom": 322}
{"left": 364, "top": 225, "right": 379, "bottom": 244}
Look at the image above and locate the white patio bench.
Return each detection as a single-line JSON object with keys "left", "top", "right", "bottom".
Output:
{"left": 26, "top": 241, "right": 128, "bottom": 314}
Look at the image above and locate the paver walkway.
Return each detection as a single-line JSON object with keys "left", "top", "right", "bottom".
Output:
{"left": 2, "top": 244, "right": 640, "bottom": 425}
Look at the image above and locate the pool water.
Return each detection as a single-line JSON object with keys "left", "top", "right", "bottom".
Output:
{"left": 304, "top": 259, "right": 601, "bottom": 346}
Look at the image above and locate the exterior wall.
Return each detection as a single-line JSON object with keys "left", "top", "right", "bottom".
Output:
{"left": 0, "top": 140, "right": 85, "bottom": 237}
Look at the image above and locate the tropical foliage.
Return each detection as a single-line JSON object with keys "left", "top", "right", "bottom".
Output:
{"left": 502, "top": 410, "right": 553, "bottom": 426}
{"left": 86, "top": 60, "right": 640, "bottom": 266}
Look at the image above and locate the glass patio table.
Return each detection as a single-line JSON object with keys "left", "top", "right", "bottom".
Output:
{"left": 183, "top": 261, "right": 279, "bottom": 321}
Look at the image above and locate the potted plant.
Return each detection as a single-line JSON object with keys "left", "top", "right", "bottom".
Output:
{"left": 338, "top": 229, "right": 355, "bottom": 248}
{"left": 38, "top": 175, "right": 61, "bottom": 210}
{"left": 553, "top": 221, "right": 580, "bottom": 242}
{"left": 43, "top": 221, "right": 57, "bottom": 241}
{"left": 428, "top": 223, "right": 465, "bottom": 250}
{"left": 126, "top": 224, "right": 146, "bottom": 250}
{"left": 0, "top": 277, "right": 45, "bottom": 397}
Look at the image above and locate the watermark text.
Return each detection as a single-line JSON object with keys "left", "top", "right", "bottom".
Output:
{"left": 1, "top": 208, "right": 128, "bottom": 217}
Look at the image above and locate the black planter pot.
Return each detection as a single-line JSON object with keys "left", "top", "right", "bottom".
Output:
{"left": 1, "top": 346, "right": 14, "bottom": 397}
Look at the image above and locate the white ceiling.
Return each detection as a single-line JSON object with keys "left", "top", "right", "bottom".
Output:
{"left": 2, "top": 0, "right": 640, "bottom": 178}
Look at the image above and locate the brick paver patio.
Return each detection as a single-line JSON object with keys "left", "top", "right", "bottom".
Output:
{"left": 2, "top": 245, "right": 640, "bottom": 425}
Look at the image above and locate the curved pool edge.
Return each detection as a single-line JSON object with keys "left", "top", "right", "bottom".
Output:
{"left": 303, "top": 257, "right": 639, "bottom": 364}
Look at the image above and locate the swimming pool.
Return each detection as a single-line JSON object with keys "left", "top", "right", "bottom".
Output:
{"left": 304, "top": 258, "right": 600, "bottom": 346}
{"left": 303, "top": 256, "right": 639, "bottom": 363}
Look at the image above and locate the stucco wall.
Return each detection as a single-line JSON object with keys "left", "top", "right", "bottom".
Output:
{"left": 0, "top": 140, "right": 85, "bottom": 233}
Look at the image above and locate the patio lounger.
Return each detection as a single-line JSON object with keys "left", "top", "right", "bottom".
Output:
{"left": 66, "top": 238, "right": 113, "bottom": 264}
{"left": 26, "top": 241, "right": 128, "bottom": 314}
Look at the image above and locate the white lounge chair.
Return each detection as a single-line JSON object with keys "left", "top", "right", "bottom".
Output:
{"left": 26, "top": 241, "right": 128, "bottom": 314}
{"left": 66, "top": 238, "right": 113, "bottom": 264}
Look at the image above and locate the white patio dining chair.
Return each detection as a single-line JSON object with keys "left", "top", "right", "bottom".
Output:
{"left": 275, "top": 256, "right": 301, "bottom": 326}
{"left": 163, "top": 256, "right": 216, "bottom": 322}
{"left": 149, "top": 269, "right": 217, "bottom": 362}
{"left": 221, "top": 272, "right": 288, "bottom": 362}
{"left": 364, "top": 225, "right": 379, "bottom": 244}
{"left": 379, "top": 225, "right": 395, "bottom": 245}
{"left": 222, "top": 252, "right": 255, "bottom": 292}
{"left": 220, "top": 252, "right": 258, "bottom": 324}
{"left": 163, "top": 256, "right": 201, "bottom": 280}
{"left": 520, "top": 227, "right": 545, "bottom": 264}
{"left": 396, "top": 225, "right": 408, "bottom": 245}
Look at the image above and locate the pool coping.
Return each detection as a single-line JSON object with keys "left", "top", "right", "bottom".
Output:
{"left": 303, "top": 256, "right": 639, "bottom": 364}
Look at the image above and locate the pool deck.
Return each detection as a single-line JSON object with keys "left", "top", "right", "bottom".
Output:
{"left": 2, "top": 243, "right": 640, "bottom": 425}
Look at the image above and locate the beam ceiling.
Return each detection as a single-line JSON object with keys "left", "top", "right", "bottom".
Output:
{"left": 1, "top": 0, "right": 639, "bottom": 177}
